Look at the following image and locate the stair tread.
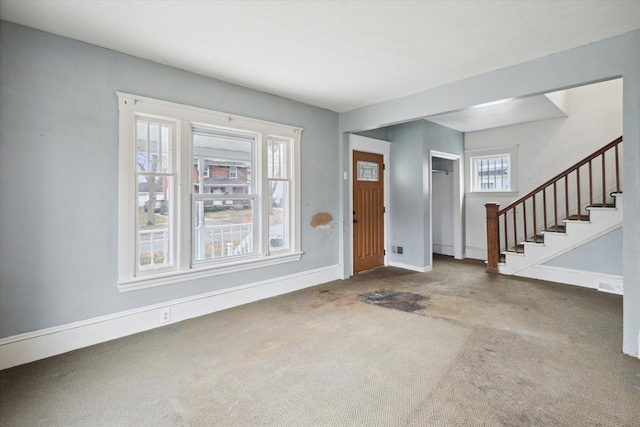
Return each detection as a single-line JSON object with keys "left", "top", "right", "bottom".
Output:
{"left": 566, "top": 215, "right": 590, "bottom": 221}
{"left": 525, "top": 235, "right": 544, "bottom": 243}
{"left": 587, "top": 203, "right": 616, "bottom": 208}
{"left": 505, "top": 244, "right": 525, "bottom": 254}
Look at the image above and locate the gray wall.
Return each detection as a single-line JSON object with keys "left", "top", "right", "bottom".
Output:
{"left": 543, "top": 227, "right": 623, "bottom": 275}
{"left": 422, "top": 122, "right": 464, "bottom": 262}
{"left": 338, "top": 30, "right": 640, "bottom": 357}
{"left": 354, "top": 128, "right": 390, "bottom": 141}
{"left": 0, "top": 21, "right": 340, "bottom": 338}
{"left": 387, "top": 121, "right": 463, "bottom": 268}
{"left": 388, "top": 121, "right": 426, "bottom": 267}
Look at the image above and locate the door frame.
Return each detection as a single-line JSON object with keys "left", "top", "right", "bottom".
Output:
{"left": 349, "top": 134, "right": 390, "bottom": 277}
{"left": 429, "top": 149, "right": 464, "bottom": 261}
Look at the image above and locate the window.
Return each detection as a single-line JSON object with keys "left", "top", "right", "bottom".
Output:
{"left": 465, "top": 146, "right": 518, "bottom": 194}
{"left": 118, "top": 93, "right": 302, "bottom": 290}
{"left": 192, "top": 126, "right": 255, "bottom": 263}
{"left": 473, "top": 155, "right": 510, "bottom": 190}
{"left": 136, "top": 118, "right": 175, "bottom": 271}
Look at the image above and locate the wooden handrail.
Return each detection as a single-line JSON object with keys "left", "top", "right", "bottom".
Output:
{"left": 497, "top": 136, "right": 622, "bottom": 216}
{"left": 486, "top": 136, "right": 622, "bottom": 273}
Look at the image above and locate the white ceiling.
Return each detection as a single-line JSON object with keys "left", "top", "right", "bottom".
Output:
{"left": 1, "top": 1, "right": 639, "bottom": 113}
{"left": 425, "top": 93, "right": 568, "bottom": 133}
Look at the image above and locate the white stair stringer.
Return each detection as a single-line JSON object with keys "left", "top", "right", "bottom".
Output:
{"left": 499, "top": 195, "right": 623, "bottom": 287}
{"left": 515, "top": 264, "right": 623, "bottom": 294}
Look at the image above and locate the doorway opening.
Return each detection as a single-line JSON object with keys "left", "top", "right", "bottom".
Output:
{"left": 429, "top": 150, "right": 463, "bottom": 263}
{"left": 349, "top": 134, "right": 390, "bottom": 276}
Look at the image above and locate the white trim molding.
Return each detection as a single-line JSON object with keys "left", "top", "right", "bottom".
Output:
{"left": 433, "top": 244, "right": 454, "bottom": 257}
{"left": 389, "top": 261, "right": 433, "bottom": 273}
{"left": 429, "top": 149, "right": 464, "bottom": 260}
{"left": 516, "top": 265, "right": 623, "bottom": 295}
{"left": 465, "top": 246, "right": 488, "bottom": 261}
{"left": 0, "top": 265, "right": 339, "bottom": 370}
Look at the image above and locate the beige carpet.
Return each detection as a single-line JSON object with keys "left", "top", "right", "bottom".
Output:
{"left": 1, "top": 256, "right": 639, "bottom": 426}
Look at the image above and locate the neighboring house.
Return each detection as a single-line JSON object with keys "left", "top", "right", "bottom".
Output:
{"left": 193, "top": 162, "right": 250, "bottom": 209}
{"left": 195, "top": 162, "right": 249, "bottom": 195}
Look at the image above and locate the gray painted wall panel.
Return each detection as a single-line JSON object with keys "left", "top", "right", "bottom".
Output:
{"left": 387, "top": 121, "right": 462, "bottom": 268}
{"left": 388, "top": 121, "right": 425, "bottom": 267}
{"left": 543, "top": 228, "right": 623, "bottom": 275}
{"left": 0, "top": 21, "right": 339, "bottom": 338}
{"left": 354, "top": 128, "right": 390, "bottom": 141}
{"left": 422, "top": 122, "right": 464, "bottom": 264}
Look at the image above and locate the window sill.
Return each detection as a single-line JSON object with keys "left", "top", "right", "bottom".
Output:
{"left": 118, "top": 252, "right": 303, "bottom": 292}
{"left": 465, "top": 191, "right": 519, "bottom": 198}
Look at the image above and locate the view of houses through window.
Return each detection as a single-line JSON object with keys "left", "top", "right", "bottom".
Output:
{"left": 192, "top": 126, "right": 255, "bottom": 262}
{"left": 191, "top": 126, "right": 292, "bottom": 264}
{"left": 135, "top": 123, "right": 295, "bottom": 270}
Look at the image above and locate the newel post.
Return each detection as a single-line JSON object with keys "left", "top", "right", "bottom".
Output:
{"left": 485, "top": 203, "right": 500, "bottom": 274}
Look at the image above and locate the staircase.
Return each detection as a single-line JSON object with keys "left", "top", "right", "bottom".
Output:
{"left": 485, "top": 136, "right": 623, "bottom": 293}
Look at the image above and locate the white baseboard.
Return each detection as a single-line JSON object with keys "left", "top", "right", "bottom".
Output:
{"left": 465, "top": 246, "right": 487, "bottom": 261}
{"left": 388, "top": 261, "right": 433, "bottom": 273}
{"left": 0, "top": 265, "right": 340, "bottom": 370}
{"left": 516, "top": 265, "right": 623, "bottom": 295}
{"left": 433, "top": 244, "right": 454, "bottom": 257}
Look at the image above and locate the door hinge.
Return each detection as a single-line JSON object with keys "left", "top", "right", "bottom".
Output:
{"left": 383, "top": 163, "right": 386, "bottom": 170}
{"left": 383, "top": 207, "right": 386, "bottom": 213}
{"left": 384, "top": 249, "right": 386, "bottom": 255}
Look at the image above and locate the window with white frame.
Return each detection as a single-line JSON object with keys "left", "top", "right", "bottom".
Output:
{"left": 118, "top": 93, "right": 302, "bottom": 290}
{"left": 466, "top": 146, "right": 518, "bottom": 193}
{"left": 135, "top": 117, "right": 175, "bottom": 271}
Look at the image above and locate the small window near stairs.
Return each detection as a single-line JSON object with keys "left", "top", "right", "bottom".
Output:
{"left": 466, "top": 145, "right": 518, "bottom": 194}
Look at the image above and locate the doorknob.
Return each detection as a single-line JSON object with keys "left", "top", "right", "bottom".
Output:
{"left": 353, "top": 219, "right": 358, "bottom": 223}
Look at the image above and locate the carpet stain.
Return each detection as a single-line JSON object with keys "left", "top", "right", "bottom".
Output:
{"left": 360, "top": 290, "right": 428, "bottom": 312}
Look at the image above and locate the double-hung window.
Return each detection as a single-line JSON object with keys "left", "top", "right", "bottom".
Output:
{"left": 135, "top": 117, "right": 176, "bottom": 271}
{"left": 118, "top": 93, "right": 302, "bottom": 290}
{"left": 465, "top": 145, "right": 518, "bottom": 194}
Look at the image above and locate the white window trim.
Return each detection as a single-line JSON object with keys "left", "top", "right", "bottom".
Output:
{"left": 465, "top": 145, "right": 518, "bottom": 196}
{"left": 117, "top": 92, "right": 302, "bottom": 291}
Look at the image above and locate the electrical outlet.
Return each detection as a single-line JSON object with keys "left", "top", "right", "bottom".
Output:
{"left": 397, "top": 246, "right": 403, "bottom": 255}
{"left": 160, "top": 308, "right": 171, "bottom": 324}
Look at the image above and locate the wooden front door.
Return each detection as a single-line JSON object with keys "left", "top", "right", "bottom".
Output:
{"left": 353, "top": 151, "right": 384, "bottom": 273}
